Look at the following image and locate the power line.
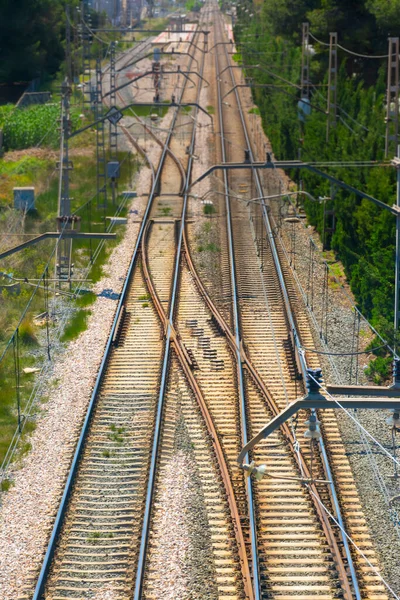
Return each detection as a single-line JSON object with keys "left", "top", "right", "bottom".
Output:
{"left": 309, "top": 30, "right": 388, "bottom": 58}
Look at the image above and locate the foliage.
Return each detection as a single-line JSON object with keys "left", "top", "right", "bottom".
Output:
{"left": 60, "top": 308, "right": 91, "bottom": 343}
{"left": 185, "top": 0, "right": 203, "bottom": 12}
{"left": 0, "top": 104, "right": 14, "bottom": 128}
{"left": 252, "top": 0, "right": 393, "bottom": 54}
{"left": 19, "top": 319, "right": 38, "bottom": 346}
{"left": 0, "top": 0, "right": 71, "bottom": 83}
{"left": 0, "top": 0, "right": 111, "bottom": 85}
{"left": 364, "top": 355, "right": 393, "bottom": 384}
{"left": 2, "top": 104, "right": 81, "bottom": 151}
{"left": 235, "top": 5, "right": 396, "bottom": 335}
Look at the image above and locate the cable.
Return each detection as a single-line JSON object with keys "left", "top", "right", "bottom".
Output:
{"left": 301, "top": 342, "right": 388, "bottom": 356}
{"left": 308, "top": 31, "right": 330, "bottom": 47}
{"left": 309, "top": 488, "right": 400, "bottom": 599}
{"left": 309, "top": 30, "right": 388, "bottom": 58}
{"left": 308, "top": 371, "right": 400, "bottom": 467}
{"left": 337, "top": 43, "right": 388, "bottom": 59}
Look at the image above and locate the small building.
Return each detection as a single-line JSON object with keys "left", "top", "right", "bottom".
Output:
{"left": 13, "top": 187, "right": 35, "bottom": 211}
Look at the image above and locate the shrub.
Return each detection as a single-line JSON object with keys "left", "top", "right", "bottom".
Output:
{"left": 19, "top": 319, "right": 38, "bottom": 346}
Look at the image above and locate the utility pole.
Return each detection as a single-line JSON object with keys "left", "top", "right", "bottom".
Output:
{"left": 301, "top": 23, "right": 310, "bottom": 100}
{"left": 326, "top": 32, "right": 338, "bottom": 143}
{"left": 393, "top": 147, "right": 400, "bottom": 350}
{"left": 66, "top": 5, "right": 72, "bottom": 84}
{"left": 152, "top": 47, "right": 162, "bottom": 103}
{"left": 385, "top": 38, "right": 400, "bottom": 158}
{"left": 80, "top": 2, "right": 93, "bottom": 108}
{"left": 95, "top": 58, "right": 108, "bottom": 211}
{"left": 109, "top": 41, "right": 118, "bottom": 157}
{"left": 108, "top": 41, "right": 120, "bottom": 206}
{"left": 57, "top": 79, "right": 79, "bottom": 285}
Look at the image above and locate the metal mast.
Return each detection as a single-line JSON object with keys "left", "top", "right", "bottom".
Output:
{"left": 95, "top": 57, "right": 108, "bottom": 211}
{"left": 385, "top": 37, "right": 400, "bottom": 158}
{"left": 301, "top": 23, "right": 310, "bottom": 100}
{"left": 57, "top": 79, "right": 77, "bottom": 284}
{"left": 326, "top": 32, "right": 338, "bottom": 142}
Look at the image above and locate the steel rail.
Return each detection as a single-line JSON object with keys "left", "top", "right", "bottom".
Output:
{"left": 140, "top": 221, "right": 254, "bottom": 598}
{"left": 31, "top": 29, "right": 200, "bottom": 600}
{"left": 214, "top": 13, "right": 261, "bottom": 600}
{"left": 131, "top": 19, "right": 207, "bottom": 599}
{"left": 130, "top": 12, "right": 252, "bottom": 597}
{"left": 106, "top": 58, "right": 187, "bottom": 194}
{"left": 222, "top": 9, "right": 360, "bottom": 600}
{"left": 115, "top": 92, "right": 187, "bottom": 194}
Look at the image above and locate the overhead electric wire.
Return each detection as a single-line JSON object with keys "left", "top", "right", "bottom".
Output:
{"left": 309, "top": 30, "right": 388, "bottom": 58}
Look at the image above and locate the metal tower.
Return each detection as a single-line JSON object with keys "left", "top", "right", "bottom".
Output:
{"left": 95, "top": 58, "right": 108, "bottom": 210}
{"left": 385, "top": 37, "right": 400, "bottom": 158}
{"left": 326, "top": 32, "right": 338, "bottom": 142}
{"left": 301, "top": 23, "right": 310, "bottom": 100}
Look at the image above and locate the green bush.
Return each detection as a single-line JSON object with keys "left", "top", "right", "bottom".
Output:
{"left": 365, "top": 355, "right": 392, "bottom": 385}
{"left": 0, "top": 104, "right": 14, "bottom": 128}
{"left": 235, "top": 6, "right": 396, "bottom": 333}
{"left": 2, "top": 104, "right": 81, "bottom": 150}
{"left": 19, "top": 319, "right": 38, "bottom": 346}
{"left": 61, "top": 309, "right": 91, "bottom": 343}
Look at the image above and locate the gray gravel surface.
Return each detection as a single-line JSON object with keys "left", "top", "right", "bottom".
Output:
{"left": 0, "top": 110, "right": 171, "bottom": 599}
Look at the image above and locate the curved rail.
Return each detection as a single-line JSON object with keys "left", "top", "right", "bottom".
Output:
{"left": 214, "top": 13, "right": 261, "bottom": 599}
{"left": 140, "top": 220, "right": 254, "bottom": 598}
{"left": 183, "top": 218, "right": 354, "bottom": 595}
{"left": 31, "top": 28, "right": 201, "bottom": 600}
{"left": 129, "top": 14, "right": 255, "bottom": 598}
{"left": 216, "top": 7, "right": 358, "bottom": 600}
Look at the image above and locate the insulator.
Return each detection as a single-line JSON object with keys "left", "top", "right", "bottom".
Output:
{"left": 304, "top": 412, "right": 321, "bottom": 440}
{"left": 386, "top": 409, "right": 400, "bottom": 428}
{"left": 306, "top": 367, "right": 323, "bottom": 395}
{"left": 243, "top": 461, "right": 267, "bottom": 480}
{"left": 393, "top": 358, "right": 400, "bottom": 387}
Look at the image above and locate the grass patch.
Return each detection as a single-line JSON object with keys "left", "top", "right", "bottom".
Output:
{"left": 206, "top": 105, "right": 215, "bottom": 115}
{"left": 138, "top": 294, "right": 150, "bottom": 301}
{"left": 142, "top": 302, "right": 149, "bottom": 308}
{"left": 61, "top": 309, "right": 91, "bottom": 343}
{"left": 76, "top": 291, "right": 97, "bottom": 307}
{"left": 248, "top": 107, "right": 260, "bottom": 115}
{"left": 1, "top": 478, "right": 13, "bottom": 493}
{"left": 127, "top": 104, "right": 169, "bottom": 119}
{"left": 87, "top": 531, "right": 101, "bottom": 543}
{"left": 197, "top": 242, "right": 220, "bottom": 253}
{"left": 108, "top": 424, "right": 125, "bottom": 443}
{"left": 19, "top": 319, "right": 38, "bottom": 346}
{"left": 203, "top": 204, "right": 216, "bottom": 215}
{"left": 160, "top": 206, "right": 172, "bottom": 216}
{"left": 0, "top": 142, "right": 137, "bottom": 469}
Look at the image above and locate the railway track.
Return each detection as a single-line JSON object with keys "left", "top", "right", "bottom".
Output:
{"left": 31, "top": 18, "right": 213, "bottom": 600}
{"left": 196, "top": 5, "right": 388, "bottom": 599}
{"left": 29, "top": 3, "right": 390, "bottom": 600}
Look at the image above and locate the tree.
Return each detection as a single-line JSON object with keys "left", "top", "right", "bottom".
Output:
{"left": 0, "top": 0, "right": 77, "bottom": 84}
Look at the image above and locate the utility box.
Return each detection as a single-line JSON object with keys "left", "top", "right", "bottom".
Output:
{"left": 14, "top": 187, "right": 35, "bottom": 211}
{"left": 153, "top": 47, "right": 161, "bottom": 62}
{"left": 107, "top": 161, "right": 120, "bottom": 179}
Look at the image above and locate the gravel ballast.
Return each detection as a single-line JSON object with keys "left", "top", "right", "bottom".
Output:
{"left": 0, "top": 120, "right": 169, "bottom": 599}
